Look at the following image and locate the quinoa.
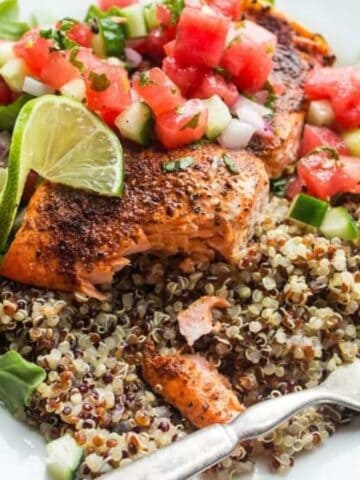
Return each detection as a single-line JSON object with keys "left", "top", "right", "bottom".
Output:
{"left": 0, "top": 195, "right": 359, "bottom": 478}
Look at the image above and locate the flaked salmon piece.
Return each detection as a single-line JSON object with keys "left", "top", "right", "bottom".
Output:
{"left": 245, "top": 0, "right": 334, "bottom": 177}
{"left": 178, "top": 296, "right": 230, "bottom": 346}
{"left": 0, "top": 145, "right": 269, "bottom": 299}
{"left": 141, "top": 346, "right": 244, "bottom": 428}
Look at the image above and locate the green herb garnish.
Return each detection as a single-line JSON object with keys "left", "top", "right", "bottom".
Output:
{"left": 181, "top": 113, "right": 200, "bottom": 131}
{"left": 139, "top": 72, "right": 155, "bottom": 87}
{"left": 223, "top": 153, "right": 239, "bottom": 174}
{"left": 271, "top": 177, "right": 287, "bottom": 198}
{"left": 305, "top": 146, "right": 340, "bottom": 160}
{"left": 40, "top": 26, "right": 76, "bottom": 50}
{"left": 89, "top": 71, "right": 111, "bottom": 92}
{"left": 163, "top": 156, "right": 194, "bottom": 173}
{"left": 264, "top": 80, "right": 277, "bottom": 111}
{"left": 0, "top": 350, "right": 46, "bottom": 414}
{"left": 163, "top": 0, "right": 185, "bottom": 24}
{"left": 69, "top": 47, "right": 84, "bottom": 72}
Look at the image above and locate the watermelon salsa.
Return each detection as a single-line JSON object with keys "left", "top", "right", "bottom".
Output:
{"left": 0, "top": 0, "right": 359, "bottom": 222}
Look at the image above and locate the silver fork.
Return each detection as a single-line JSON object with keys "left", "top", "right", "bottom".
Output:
{"left": 99, "top": 360, "right": 360, "bottom": 480}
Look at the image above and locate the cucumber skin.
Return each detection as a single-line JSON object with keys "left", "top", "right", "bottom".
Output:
{"left": 288, "top": 193, "right": 329, "bottom": 228}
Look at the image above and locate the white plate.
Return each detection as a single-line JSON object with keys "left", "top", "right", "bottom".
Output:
{"left": 2, "top": 1, "right": 360, "bottom": 479}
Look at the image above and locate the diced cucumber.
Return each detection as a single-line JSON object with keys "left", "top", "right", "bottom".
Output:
{"left": 46, "top": 435, "right": 83, "bottom": 480}
{"left": 144, "top": 2, "right": 161, "bottom": 30}
{"left": 92, "top": 17, "right": 126, "bottom": 58}
{"left": 288, "top": 193, "right": 329, "bottom": 228}
{"left": 120, "top": 4, "right": 147, "bottom": 38}
{"left": 115, "top": 101, "right": 153, "bottom": 146}
{"left": 0, "top": 58, "right": 28, "bottom": 91}
{"left": 0, "top": 41, "right": 15, "bottom": 67}
{"left": 320, "top": 206, "right": 359, "bottom": 241}
{"left": 204, "top": 95, "right": 231, "bottom": 140}
{"left": 60, "top": 78, "right": 86, "bottom": 101}
{"left": 342, "top": 129, "right": 360, "bottom": 157}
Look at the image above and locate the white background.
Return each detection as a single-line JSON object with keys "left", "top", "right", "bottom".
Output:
{"left": 1, "top": 1, "right": 360, "bottom": 479}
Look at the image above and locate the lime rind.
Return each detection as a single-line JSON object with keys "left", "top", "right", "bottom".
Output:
{"left": 0, "top": 95, "right": 124, "bottom": 251}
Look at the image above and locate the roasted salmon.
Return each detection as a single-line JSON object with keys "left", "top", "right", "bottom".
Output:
{"left": 0, "top": 145, "right": 268, "bottom": 298}
{"left": 141, "top": 345, "right": 244, "bottom": 428}
{"left": 245, "top": 0, "right": 334, "bottom": 177}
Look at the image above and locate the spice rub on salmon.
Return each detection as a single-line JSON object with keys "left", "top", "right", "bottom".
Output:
{"left": 0, "top": 144, "right": 269, "bottom": 299}
{"left": 141, "top": 346, "right": 244, "bottom": 428}
{"left": 245, "top": 0, "right": 334, "bottom": 177}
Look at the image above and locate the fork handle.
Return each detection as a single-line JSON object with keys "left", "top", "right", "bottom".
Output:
{"left": 99, "top": 387, "right": 332, "bottom": 480}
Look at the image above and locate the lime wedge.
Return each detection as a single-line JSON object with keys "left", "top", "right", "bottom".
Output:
{"left": 0, "top": 168, "right": 6, "bottom": 192}
{"left": 0, "top": 95, "right": 123, "bottom": 251}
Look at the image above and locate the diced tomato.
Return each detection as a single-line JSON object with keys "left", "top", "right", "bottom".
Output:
{"left": 131, "top": 27, "right": 176, "bottom": 61}
{"left": 297, "top": 152, "right": 339, "bottom": 199}
{"left": 156, "top": 98, "right": 208, "bottom": 148}
{"left": 162, "top": 56, "right": 205, "bottom": 96}
{"left": 163, "top": 40, "right": 175, "bottom": 57}
{"left": 174, "top": 8, "right": 230, "bottom": 69}
{"left": 98, "top": 0, "right": 136, "bottom": 10}
{"left": 68, "top": 23, "right": 93, "bottom": 48}
{"left": 190, "top": 72, "right": 238, "bottom": 106}
{"left": 14, "top": 29, "right": 52, "bottom": 76}
{"left": 205, "top": 0, "right": 243, "bottom": 19}
{"left": 156, "top": 4, "right": 172, "bottom": 26}
{"left": 305, "top": 67, "right": 360, "bottom": 130}
{"left": 297, "top": 152, "right": 360, "bottom": 199}
{"left": 85, "top": 64, "right": 131, "bottom": 125}
{"left": 286, "top": 177, "right": 304, "bottom": 200}
{"left": 0, "top": 76, "right": 12, "bottom": 105}
{"left": 40, "top": 50, "right": 80, "bottom": 90}
{"left": 221, "top": 38, "right": 272, "bottom": 93}
{"left": 300, "top": 125, "right": 349, "bottom": 157}
{"left": 133, "top": 67, "right": 184, "bottom": 116}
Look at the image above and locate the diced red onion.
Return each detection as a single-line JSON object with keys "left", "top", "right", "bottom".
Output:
{"left": 231, "top": 95, "right": 273, "bottom": 134}
{"left": 218, "top": 118, "right": 256, "bottom": 149}
{"left": 125, "top": 48, "right": 143, "bottom": 69}
{"left": 23, "top": 76, "right": 54, "bottom": 97}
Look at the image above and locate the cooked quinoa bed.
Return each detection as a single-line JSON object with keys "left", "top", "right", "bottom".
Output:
{"left": 0, "top": 196, "right": 359, "bottom": 478}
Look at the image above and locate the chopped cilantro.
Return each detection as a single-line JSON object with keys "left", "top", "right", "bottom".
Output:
{"left": 163, "top": 0, "right": 185, "bottom": 24}
{"left": 138, "top": 72, "right": 155, "bottom": 87}
{"left": 264, "top": 81, "right": 277, "bottom": 111}
{"left": 69, "top": 48, "right": 84, "bottom": 72}
{"left": 89, "top": 71, "right": 111, "bottom": 92}
{"left": 181, "top": 113, "right": 200, "bottom": 131}
{"left": 271, "top": 177, "right": 287, "bottom": 198}
{"left": 222, "top": 153, "right": 239, "bottom": 174}
{"left": 59, "top": 18, "right": 78, "bottom": 33}
{"left": 306, "top": 146, "right": 340, "bottom": 160}
{"left": 40, "top": 26, "right": 76, "bottom": 50}
{"left": 163, "top": 156, "right": 195, "bottom": 172}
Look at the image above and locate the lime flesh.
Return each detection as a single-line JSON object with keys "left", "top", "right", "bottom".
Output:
{"left": 0, "top": 94, "right": 123, "bottom": 251}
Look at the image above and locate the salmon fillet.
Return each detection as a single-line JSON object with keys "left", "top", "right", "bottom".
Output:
{"left": 0, "top": 145, "right": 268, "bottom": 298}
{"left": 245, "top": 0, "right": 334, "bottom": 177}
{"left": 141, "top": 346, "right": 244, "bottom": 428}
